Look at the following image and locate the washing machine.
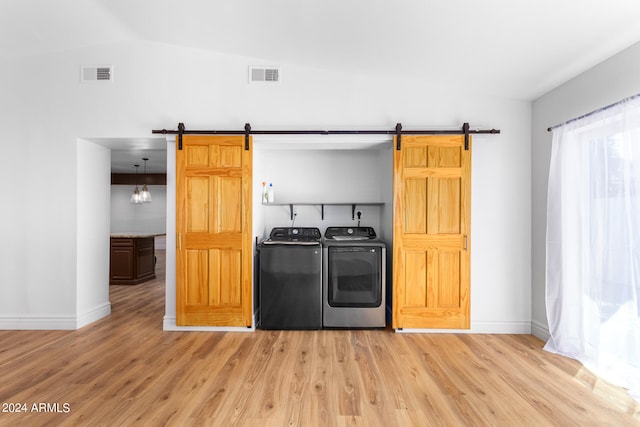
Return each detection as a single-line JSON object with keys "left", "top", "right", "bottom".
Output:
{"left": 322, "top": 226, "right": 386, "bottom": 328}
{"left": 259, "top": 227, "right": 322, "bottom": 329}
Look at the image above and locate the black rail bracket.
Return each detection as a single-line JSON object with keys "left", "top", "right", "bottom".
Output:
{"left": 462, "top": 122, "right": 470, "bottom": 150}
{"left": 244, "top": 123, "right": 251, "bottom": 150}
{"left": 178, "top": 122, "right": 185, "bottom": 150}
{"left": 395, "top": 123, "right": 402, "bottom": 150}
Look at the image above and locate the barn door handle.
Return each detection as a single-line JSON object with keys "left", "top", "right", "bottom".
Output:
{"left": 464, "top": 235, "right": 468, "bottom": 251}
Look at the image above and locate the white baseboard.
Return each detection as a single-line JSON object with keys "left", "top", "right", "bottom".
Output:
{"left": 395, "top": 320, "right": 532, "bottom": 334}
{"left": 76, "top": 302, "right": 111, "bottom": 329}
{"left": 163, "top": 315, "right": 256, "bottom": 332}
{"left": 0, "top": 302, "right": 111, "bottom": 330}
{"left": 531, "top": 320, "right": 550, "bottom": 341}
{"left": 0, "top": 315, "right": 78, "bottom": 330}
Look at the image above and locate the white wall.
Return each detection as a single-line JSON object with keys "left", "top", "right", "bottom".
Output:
{"left": 255, "top": 147, "right": 389, "bottom": 235}
{"left": 77, "top": 140, "right": 111, "bottom": 328}
{"left": 531, "top": 41, "right": 640, "bottom": 339}
{"left": 0, "top": 40, "right": 531, "bottom": 331}
{"left": 110, "top": 185, "right": 167, "bottom": 234}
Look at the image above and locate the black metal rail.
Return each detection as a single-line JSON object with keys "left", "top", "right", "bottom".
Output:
{"left": 152, "top": 122, "right": 501, "bottom": 150}
{"left": 547, "top": 92, "right": 640, "bottom": 132}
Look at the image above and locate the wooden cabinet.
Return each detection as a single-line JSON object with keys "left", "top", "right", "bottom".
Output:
{"left": 109, "top": 236, "right": 156, "bottom": 285}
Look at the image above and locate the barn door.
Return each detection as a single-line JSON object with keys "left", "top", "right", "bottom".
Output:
{"left": 392, "top": 135, "right": 471, "bottom": 329}
{"left": 176, "top": 135, "right": 252, "bottom": 326}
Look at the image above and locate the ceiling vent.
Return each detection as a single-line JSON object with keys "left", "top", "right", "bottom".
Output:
{"left": 249, "top": 66, "right": 280, "bottom": 83}
{"left": 81, "top": 65, "right": 113, "bottom": 83}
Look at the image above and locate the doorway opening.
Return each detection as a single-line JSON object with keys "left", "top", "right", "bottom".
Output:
{"left": 77, "top": 136, "right": 169, "bottom": 328}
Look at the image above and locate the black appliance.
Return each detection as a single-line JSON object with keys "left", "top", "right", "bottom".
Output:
{"left": 322, "top": 227, "right": 386, "bottom": 328}
{"left": 259, "top": 227, "right": 322, "bottom": 329}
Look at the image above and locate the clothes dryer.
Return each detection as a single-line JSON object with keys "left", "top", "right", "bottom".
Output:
{"left": 322, "top": 227, "right": 386, "bottom": 328}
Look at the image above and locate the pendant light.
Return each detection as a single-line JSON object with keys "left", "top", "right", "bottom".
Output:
{"left": 140, "top": 157, "right": 152, "bottom": 203}
{"left": 130, "top": 164, "right": 142, "bottom": 204}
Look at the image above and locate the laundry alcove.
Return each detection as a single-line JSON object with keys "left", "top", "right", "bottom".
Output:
{"left": 252, "top": 134, "right": 395, "bottom": 244}
{"left": 161, "top": 124, "right": 498, "bottom": 330}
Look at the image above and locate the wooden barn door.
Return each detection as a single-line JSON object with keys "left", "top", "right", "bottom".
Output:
{"left": 176, "top": 135, "right": 252, "bottom": 326}
{"left": 392, "top": 135, "right": 471, "bottom": 329}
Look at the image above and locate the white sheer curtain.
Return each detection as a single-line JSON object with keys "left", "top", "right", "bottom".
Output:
{"left": 545, "top": 96, "right": 640, "bottom": 400}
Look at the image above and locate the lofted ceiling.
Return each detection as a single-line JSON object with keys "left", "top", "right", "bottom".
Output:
{"left": 4, "top": 1, "right": 640, "bottom": 172}
{"left": 2, "top": 0, "right": 640, "bottom": 101}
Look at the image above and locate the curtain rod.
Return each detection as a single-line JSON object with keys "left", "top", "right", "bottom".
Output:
{"left": 547, "top": 93, "right": 640, "bottom": 132}
{"left": 151, "top": 122, "right": 501, "bottom": 151}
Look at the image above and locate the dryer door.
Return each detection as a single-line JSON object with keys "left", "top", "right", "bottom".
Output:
{"left": 327, "top": 246, "right": 382, "bottom": 308}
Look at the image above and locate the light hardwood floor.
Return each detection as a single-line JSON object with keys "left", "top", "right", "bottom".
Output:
{"left": 0, "top": 251, "right": 638, "bottom": 426}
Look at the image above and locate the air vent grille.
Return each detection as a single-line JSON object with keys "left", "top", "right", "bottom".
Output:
{"left": 81, "top": 65, "right": 113, "bottom": 83}
{"left": 249, "top": 66, "right": 280, "bottom": 83}
{"left": 96, "top": 67, "right": 111, "bottom": 80}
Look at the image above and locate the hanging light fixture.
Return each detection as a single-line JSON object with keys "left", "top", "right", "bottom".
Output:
{"left": 140, "top": 157, "right": 152, "bottom": 203}
{"left": 130, "top": 164, "right": 143, "bottom": 204}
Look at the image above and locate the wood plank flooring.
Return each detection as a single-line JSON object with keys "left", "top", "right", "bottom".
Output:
{"left": 0, "top": 250, "right": 638, "bottom": 426}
